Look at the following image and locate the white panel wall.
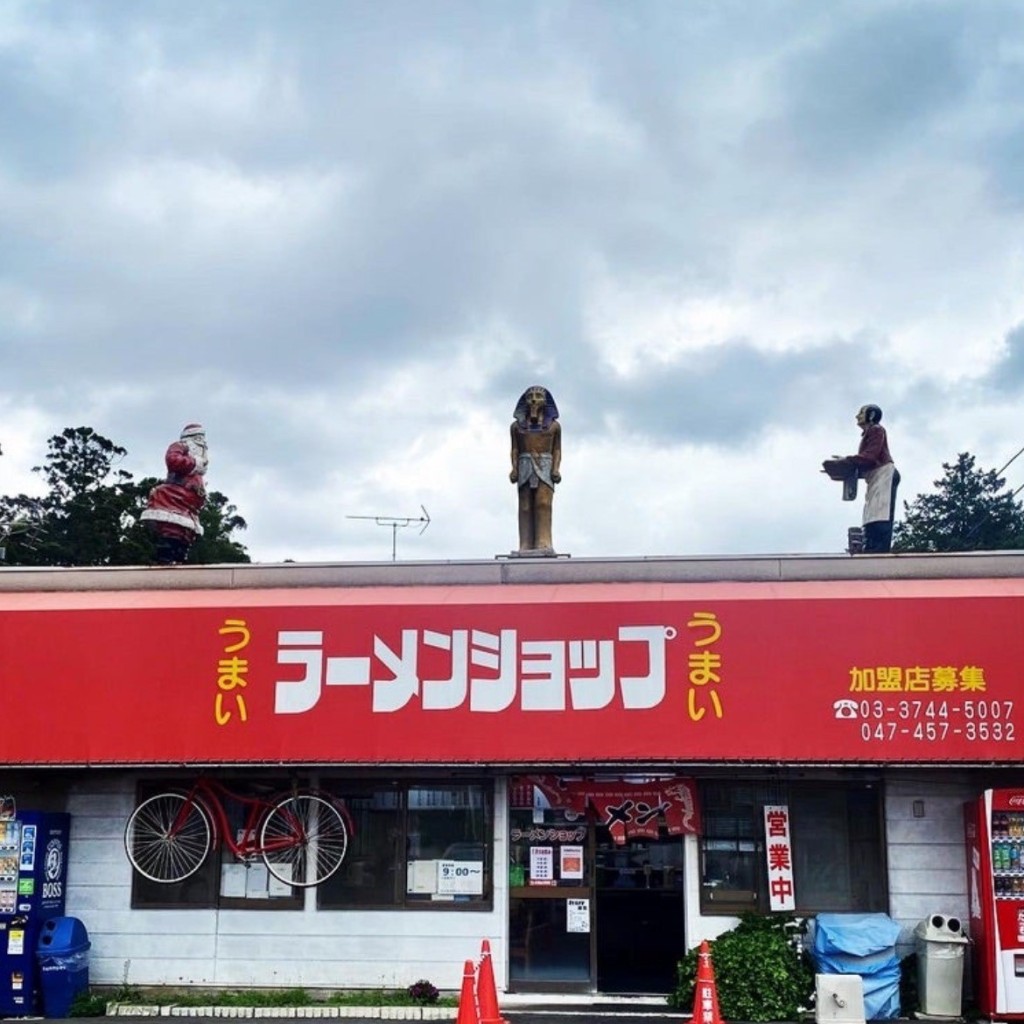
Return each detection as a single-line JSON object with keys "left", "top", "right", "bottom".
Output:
{"left": 62, "top": 770, "right": 983, "bottom": 993}
{"left": 884, "top": 774, "right": 974, "bottom": 956}
{"left": 64, "top": 775, "right": 508, "bottom": 993}
{"left": 684, "top": 776, "right": 979, "bottom": 959}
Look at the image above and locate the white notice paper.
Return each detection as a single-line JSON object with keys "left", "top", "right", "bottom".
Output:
{"left": 220, "top": 864, "right": 247, "bottom": 898}
{"left": 437, "top": 860, "right": 484, "bottom": 895}
{"left": 566, "top": 898, "right": 590, "bottom": 933}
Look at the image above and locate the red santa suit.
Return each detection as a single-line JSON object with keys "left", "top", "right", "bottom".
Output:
{"left": 141, "top": 425, "right": 207, "bottom": 559}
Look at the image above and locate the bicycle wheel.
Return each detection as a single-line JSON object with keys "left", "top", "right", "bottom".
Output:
{"left": 260, "top": 792, "right": 349, "bottom": 887}
{"left": 125, "top": 792, "right": 213, "bottom": 883}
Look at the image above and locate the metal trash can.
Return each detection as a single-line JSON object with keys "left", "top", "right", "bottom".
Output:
{"left": 36, "top": 916, "right": 90, "bottom": 1019}
{"left": 914, "top": 914, "right": 968, "bottom": 1018}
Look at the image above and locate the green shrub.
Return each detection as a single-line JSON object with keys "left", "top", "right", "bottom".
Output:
{"left": 101, "top": 986, "right": 458, "bottom": 1010}
{"left": 172, "top": 988, "right": 312, "bottom": 1007}
{"left": 69, "top": 990, "right": 109, "bottom": 1017}
{"left": 668, "top": 913, "right": 814, "bottom": 1023}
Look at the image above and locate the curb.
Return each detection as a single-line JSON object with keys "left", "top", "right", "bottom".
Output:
{"left": 107, "top": 1007, "right": 458, "bottom": 1020}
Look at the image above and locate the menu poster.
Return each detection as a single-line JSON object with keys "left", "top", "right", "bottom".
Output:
{"left": 560, "top": 844, "right": 584, "bottom": 880}
{"left": 530, "top": 846, "right": 554, "bottom": 885}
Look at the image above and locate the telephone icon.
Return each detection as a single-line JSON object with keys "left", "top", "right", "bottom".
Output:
{"left": 833, "top": 699, "right": 859, "bottom": 720}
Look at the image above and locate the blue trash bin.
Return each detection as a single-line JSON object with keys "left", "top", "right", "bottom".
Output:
{"left": 36, "top": 916, "right": 91, "bottom": 1018}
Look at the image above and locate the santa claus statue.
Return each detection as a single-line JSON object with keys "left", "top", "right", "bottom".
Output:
{"left": 140, "top": 423, "right": 208, "bottom": 564}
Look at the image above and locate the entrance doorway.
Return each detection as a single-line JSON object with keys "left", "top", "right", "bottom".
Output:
{"left": 507, "top": 806, "right": 686, "bottom": 994}
{"left": 595, "top": 828, "right": 685, "bottom": 993}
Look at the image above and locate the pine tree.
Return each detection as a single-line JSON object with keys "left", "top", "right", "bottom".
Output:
{"left": 893, "top": 452, "right": 1024, "bottom": 552}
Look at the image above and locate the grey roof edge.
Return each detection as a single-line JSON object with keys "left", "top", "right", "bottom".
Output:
{"left": 3, "top": 550, "right": 1024, "bottom": 591}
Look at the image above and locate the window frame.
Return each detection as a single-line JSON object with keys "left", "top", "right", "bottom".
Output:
{"left": 316, "top": 778, "right": 494, "bottom": 911}
{"left": 128, "top": 777, "right": 303, "bottom": 911}
{"left": 697, "top": 780, "right": 886, "bottom": 916}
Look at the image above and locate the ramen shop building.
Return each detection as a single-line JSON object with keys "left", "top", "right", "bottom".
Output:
{"left": 1, "top": 553, "right": 1021, "bottom": 995}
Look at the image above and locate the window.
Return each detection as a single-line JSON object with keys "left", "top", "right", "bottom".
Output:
{"left": 700, "top": 781, "right": 784, "bottom": 914}
{"left": 317, "top": 781, "right": 492, "bottom": 909}
{"left": 699, "top": 781, "right": 885, "bottom": 915}
{"left": 129, "top": 778, "right": 302, "bottom": 910}
{"left": 508, "top": 805, "right": 590, "bottom": 888}
{"left": 790, "top": 786, "right": 887, "bottom": 911}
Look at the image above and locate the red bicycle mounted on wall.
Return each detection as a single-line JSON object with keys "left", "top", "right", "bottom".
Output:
{"left": 124, "top": 778, "right": 353, "bottom": 888}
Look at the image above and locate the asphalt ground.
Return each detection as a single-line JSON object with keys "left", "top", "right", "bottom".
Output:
{"left": 54, "top": 1017, "right": 682, "bottom": 1024}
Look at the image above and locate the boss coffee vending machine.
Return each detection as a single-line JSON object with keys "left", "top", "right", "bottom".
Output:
{"left": 0, "top": 805, "right": 71, "bottom": 1015}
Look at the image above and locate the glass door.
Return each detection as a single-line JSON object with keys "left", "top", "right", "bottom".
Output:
{"left": 595, "top": 827, "right": 685, "bottom": 993}
{"left": 508, "top": 805, "right": 593, "bottom": 991}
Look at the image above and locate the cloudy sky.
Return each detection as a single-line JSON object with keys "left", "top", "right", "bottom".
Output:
{"left": 3, "top": 0, "right": 1024, "bottom": 563}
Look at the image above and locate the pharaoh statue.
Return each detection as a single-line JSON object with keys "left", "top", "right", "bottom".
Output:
{"left": 509, "top": 386, "right": 561, "bottom": 555}
{"left": 140, "top": 423, "right": 209, "bottom": 564}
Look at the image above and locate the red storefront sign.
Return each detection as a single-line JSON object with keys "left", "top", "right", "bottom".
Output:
{"left": 1, "top": 579, "right": 1022, "bottom": 765}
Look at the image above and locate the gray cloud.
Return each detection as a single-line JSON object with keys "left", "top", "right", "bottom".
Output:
{"left": 983, "top": 323, "right": 1024, "bottom": 394}
{"left": 779, "top": 6, "right": 971, "bottom": 165}
{"left": 3, "top": 1, "right": 1024, "bottom": 560}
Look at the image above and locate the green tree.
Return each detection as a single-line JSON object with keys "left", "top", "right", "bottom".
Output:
{"left": 893, "top": 452, "right": 1024, "bottom": 552}
{"left": 0, "top": 426, "right": 250, "bottom": 566}
{"left": 192, "top": 490, "right": 250, "bottom": 563}
{"left": 121, "top": 481, "right": 250, "bottom": 564}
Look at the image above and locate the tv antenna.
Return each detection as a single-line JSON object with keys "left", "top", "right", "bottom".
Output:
{"left": 0, "top": 499, "right": 47, "bottom": 563}
{"left": 346, "top": 505, "right": 430, "bottom": 561}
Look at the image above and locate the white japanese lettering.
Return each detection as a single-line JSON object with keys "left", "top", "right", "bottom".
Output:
{"left": 568, "top": 639, "right": 616, "bottom": 709}
{"left": 469, "top": 629, "right": 518, "bottom": 712}
{"left": 273, "top": 623, "right": 677, "bottom": 716}
{"left": 372, "top": 630, "right": 420, "bottom": 712}
{"left": 618, "top": 625, "right": 667, "bottom": 708}
{"left": 422, "top": 629, "right": 469, "bottom": 709}
{"left": 275, "top": 631, "right": 324, "bottom": 714}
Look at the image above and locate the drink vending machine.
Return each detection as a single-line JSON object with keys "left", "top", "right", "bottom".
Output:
{"left": 966, "top": 789, "right": 1024, "bottom": 1019}
{"left": 0, "top": 808, "right": 71, "bottom": 1015}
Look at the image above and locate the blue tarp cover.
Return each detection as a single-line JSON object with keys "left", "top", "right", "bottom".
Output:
{"left": 812, "top": 914, "right": 902, "bottom": 1020}
{"left": 813, "top": 913, "right": 902, "bottom": 959}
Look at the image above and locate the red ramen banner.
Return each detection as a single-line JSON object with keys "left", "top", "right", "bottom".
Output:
{"left": 519, "top": 775, "right": 701, "bottom": 844}
{"left": 1, "top": 579, "right": 1023, "bottom": 764}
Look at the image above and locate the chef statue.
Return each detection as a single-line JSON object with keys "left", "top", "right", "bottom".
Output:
{"left": 822, "top": 404, "right": 900, "bottom": 554}
{"left": 140, "top": 423, "right": 208, "bottom": 564}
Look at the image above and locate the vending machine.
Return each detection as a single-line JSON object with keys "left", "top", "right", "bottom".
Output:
{"left": 965, "top": 789, "right": 1024, "bottom": 1018}
{"left": 0, "top": 809, "right": 70, "bottom": 1015}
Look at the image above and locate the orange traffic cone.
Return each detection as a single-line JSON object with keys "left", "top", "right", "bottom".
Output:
{"left": 456, "top": 959, "right": 479, "bottom": 1024}
{"left": 477, "top": 938, "right": 507, "bottom": 1024}
{"left": 693, "top": 940, "right": 725, "bottom": 1024}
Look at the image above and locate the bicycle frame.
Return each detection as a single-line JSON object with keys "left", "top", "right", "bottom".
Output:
{"left": 127, "top": 776, "right": 353, "bottom": 888}
{"left": 174, "top": 778, "right": 305, "bottom": 860}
